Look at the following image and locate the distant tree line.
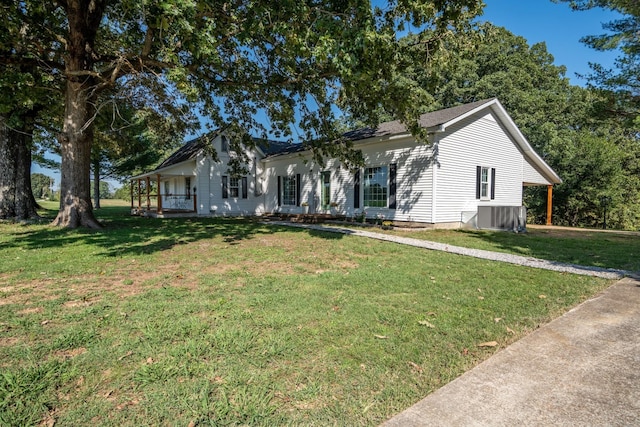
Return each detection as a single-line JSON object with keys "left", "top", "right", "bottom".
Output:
{"left": 30, "top": 173, "right": 113, "bottom": 202}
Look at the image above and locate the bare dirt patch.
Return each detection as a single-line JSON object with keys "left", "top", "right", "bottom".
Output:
{"left": 17, "top": 306, "right": 43, "bottom": 315}
{"left": 0, "top": 230, "right": 363, "bottom": 307}
{"left": 63, "top": 297, "right": 102, "bottom": 309}
{"left": 0, "top": 273, "right": 15, "bottom": 285}
{"left": 53, "top": 347, "right": 87, "bottom": 360}
{"left": 0, "top": 336, "right": 20, "bottom": 347}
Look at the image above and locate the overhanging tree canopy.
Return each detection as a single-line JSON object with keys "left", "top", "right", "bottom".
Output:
{"left": 0, "top": 0, "right": 483, "bottom": 228}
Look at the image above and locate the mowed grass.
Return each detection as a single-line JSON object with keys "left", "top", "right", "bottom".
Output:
{"left": 377, "top": 226, "right": 640, "bottom": 272}
{"left": 0, "top": 201, "right": 613, "bottom": 426}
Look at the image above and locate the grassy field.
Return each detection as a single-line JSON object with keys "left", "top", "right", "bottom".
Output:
{"left": 0, "top": 201, "right": 616, "bottom": 426}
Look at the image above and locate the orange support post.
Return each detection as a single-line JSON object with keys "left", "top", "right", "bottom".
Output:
{"left": 546, "top": 185, "right": 553, "bottom": 226}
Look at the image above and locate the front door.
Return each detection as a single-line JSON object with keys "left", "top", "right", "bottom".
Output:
{"left": 320, "top": 171, "right": 331, "bottom": 211}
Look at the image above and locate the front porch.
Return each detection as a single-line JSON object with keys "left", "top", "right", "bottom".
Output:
{"left": 130, "top": 175, "right": 197, "bottom": 216}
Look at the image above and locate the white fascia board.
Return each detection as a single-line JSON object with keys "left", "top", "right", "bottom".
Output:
{"left": 131, "top": 157, "right": 199, "bottom": 180}
{"left": 439, "top": 98, "right": 499, "bottom": 130}
{"left": 261, "top": 151, "right": 310, "bottom": 163}
{"left": 491, "top": 105, "right": 562, "bottom": 184}
{"left": 440, "top": 98, "right": 562, "bottom": 185}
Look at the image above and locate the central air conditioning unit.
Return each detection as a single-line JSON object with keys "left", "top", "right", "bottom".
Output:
{"left": 477, "top": 206, "right": 527, "bottom": 232}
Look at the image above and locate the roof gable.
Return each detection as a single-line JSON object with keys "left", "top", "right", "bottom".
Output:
{"left": 142, "top": 99, "right": 560, "bottom": 185}
{"left": 255, "top": 139, "right": 302, "bottom": 156}
{"left": 341, "top": 98, "right": 496, "bottom": 141}
{"left": 156, "top": 138, "right": 204, "bottom": 169}
{"left": 154, "top": 134, "right": 293, "bottom": 170}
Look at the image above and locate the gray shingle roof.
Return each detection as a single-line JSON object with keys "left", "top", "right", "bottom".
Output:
{"left": 156, "top": 138, "right": 204, "bottom": 169}
{"left": 255, "top": 139, "right": 302, "bottom": 156}
{"left": 342, "top": 98, "right": 496, "bottom": 141}
{"left": 157, "top": 99, "right": 497, "bottom": 166}
{"left": 156, "top": 135, "right": 295, "bottom": 170}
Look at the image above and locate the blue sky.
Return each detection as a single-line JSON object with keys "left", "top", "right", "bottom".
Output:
{"left": 34, "top": 1, "right": 621, "bottom": 190}
{"left": 480, "top": 0, "right": 620, "bottom": 85}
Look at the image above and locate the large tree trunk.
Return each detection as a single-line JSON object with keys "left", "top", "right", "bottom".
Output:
{"left": 0, "top": 114, "right": 40, "bottom": 220}
{"left": 14, "top": 114, "right": 40, "bottom": 219}
{"left": 0, "top": 116, "right": 17, "bottom": 218}
{"left": 52, "top": 79, "right": 102, "bottom": 228}
{"left": 52, "top": 0, "right": 106, "bottom": 228}
{"left": 92, "top": 156, "right": 101, "bottom": 209}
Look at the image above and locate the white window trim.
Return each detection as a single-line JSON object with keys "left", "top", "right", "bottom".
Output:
{"left": 229, "top": 177, "right": 240, "bottom": 198}
{"left": 282, "top": 175, "right": 297, "bottom": 206}
{"left": 480, "top": 166, "right": 490, "bottom": 200}
{"left": 363, "top": 165, "right": 389, "bottom": 208}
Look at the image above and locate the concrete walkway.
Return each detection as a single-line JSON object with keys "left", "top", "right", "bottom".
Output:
{"left": 382, "top": 277, "right": 640, "bottom": 426}
{"left": 267, "top": 221, "right": 640, "bottom": 425}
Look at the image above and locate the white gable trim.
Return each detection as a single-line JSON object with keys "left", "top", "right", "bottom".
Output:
{"left": 436, "top": 99, "right": 561, "bottom": 185}
{"left": 132, "top": 157, "right": 199, "bottom": 180}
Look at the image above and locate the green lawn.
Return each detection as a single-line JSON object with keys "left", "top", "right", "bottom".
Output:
{"left": 0, "top": 202, "right": 614, "bottom": 426}
{"left": 369, "top": 226, "right": 640, "bottom": 272}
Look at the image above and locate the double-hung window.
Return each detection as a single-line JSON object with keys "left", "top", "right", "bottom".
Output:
{"left": 222, "top": 176, "right": 248, "bottom": 199}
{"left": 282, "top": 175, "right": 297, "bottom": 206}
{"left": 320, "top": 171, "right": 331, "bottom": 210}
{"left": 480, "top": 167, "right": 490, "bottom": 199}
{"left": 476, "top": 166, "right": 495, "bottom": 200}
{"left": 229, "top": 177, "right": 240, "bottom": 198}
{"left": 363, "top": 166, "right": 388, "bottom": 208}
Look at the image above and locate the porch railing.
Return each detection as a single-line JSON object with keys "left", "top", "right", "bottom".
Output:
{"left": 161, "top": 194, "right": 196, "bottom": 211}
{"left": 134, "top": 193, "right": 196, "bottom": 214}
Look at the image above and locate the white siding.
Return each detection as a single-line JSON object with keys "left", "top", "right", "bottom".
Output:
{"left": 195, "top": 135, "right": 266, "bottom": 215}
{"left": 152, "top": 161, "right": 198, "bottom": 211}
{"left": 159, "top": 106, "right": 552, "bottom": 224}
{"left": 357, "top": 138, "right": 434, "bottom": 222}
{"left": 157, "top": 161, "right": 197, "bottom": 177}
{"left": 435, "top": 112, "right": 524, "bottom": 223}
{"left": 262, "top": 138, "right": 435, "bottom": 221}
{"left": 263, "top": 156, "right": 317, "bottom": 214}
{"left": 523, "top": 160, "right": 553, "bottom": 186}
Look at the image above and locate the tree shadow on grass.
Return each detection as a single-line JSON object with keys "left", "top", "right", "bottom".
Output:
{"left": 306, "top": 229, "right": 346, "bottom": 240}
{"left": 5, "top": 206, "right": 307, "bottom": 257}
{"left": 448, "top": 228, "right": 640, "bottom": 272}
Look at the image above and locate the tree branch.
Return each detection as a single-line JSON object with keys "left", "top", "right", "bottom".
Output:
{"left": 0, "top": 55, "right": 64, "bottom": 71}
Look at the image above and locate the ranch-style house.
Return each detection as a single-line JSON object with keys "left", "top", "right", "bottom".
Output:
{"left": 131, "top": 98, "right": 561, "bottom": 230}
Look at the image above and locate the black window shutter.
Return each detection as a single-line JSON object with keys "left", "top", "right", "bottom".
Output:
{"left": 296, "top": 173, "right": 301, "bottom": 206}
{"left": 222, "top": 176, "right": 228, "bottom": 199}
{"left": 476, "top": 166, "right": 481, "bottom": 199}
{"left": 242, "top": 177, "right": 248, "bottom": 199}
{"left": 354, "top": 170, "right": 360, "bottom": 209}
{"left": 490, "top": 168, "right": 496, "bottom": 200}
{"left": 277, "top": 176, "right": 282, "bottom": 207}
{"left": 389, "top": 163, "right": 397, "bottom": 210}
